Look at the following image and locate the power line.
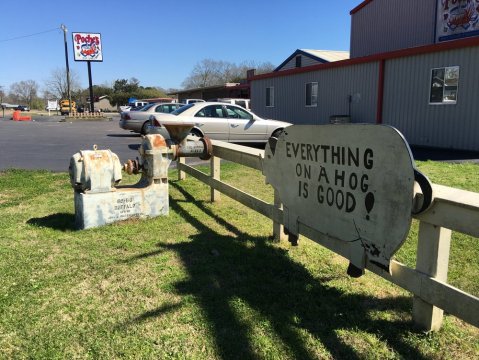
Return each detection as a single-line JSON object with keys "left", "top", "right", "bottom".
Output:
{"left": 0, "top": 27, "right": 60, "bottom": 43}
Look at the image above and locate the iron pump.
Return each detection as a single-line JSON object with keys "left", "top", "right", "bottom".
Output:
{"left": 69, "top": 123, "right": 212, "bottom": 229}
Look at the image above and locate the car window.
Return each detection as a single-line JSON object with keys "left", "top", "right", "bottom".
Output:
{"left": 195, "top": 105, "right": 225, "bottom": 118}
{"left": 236, "top": 100, "right": 246, "bottom": 108}
{"left": 172, "top": 103, "right": 194, "bottom": 115}
{"left": 140, "top": 103, "right": 156, "bottom": 111}
{"left": 225, "top": 105, "right": 252, "bottom": 120}
{"left": 155, "top": 105, "right": 166, "bottom": 113}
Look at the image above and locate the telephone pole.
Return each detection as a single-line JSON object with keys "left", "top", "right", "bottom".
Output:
{"left": 61, "top": 24, "right": 72, "bottom": 115}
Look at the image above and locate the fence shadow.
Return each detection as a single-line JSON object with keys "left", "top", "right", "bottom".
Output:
{"left": 124, "top": 182, "right": 426, "bottom": 359}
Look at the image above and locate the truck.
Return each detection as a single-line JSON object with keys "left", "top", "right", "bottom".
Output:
{"left": 60, "top": 99, "right": 76, "bottom": 115}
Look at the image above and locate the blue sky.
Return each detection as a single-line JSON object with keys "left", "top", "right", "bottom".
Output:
{"left": 0, "top": 0, "right": 360, "bottom": 92}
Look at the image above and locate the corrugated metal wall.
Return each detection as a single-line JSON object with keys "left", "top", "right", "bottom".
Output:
{"left": 251, "top": 62, "right": 379, "bottom": 125}
{"left": 351, "top": 0, "right": 436, "bottom": 58}
{"left": 382, "top": 46, "right": 479, "bottom": 151}
{"left": 278, "top": 55, "right": 322, "bottom": 71}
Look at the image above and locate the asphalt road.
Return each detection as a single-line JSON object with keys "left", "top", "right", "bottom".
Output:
{"left": 1, "top": 114, "right": 478, "bottom": 172}
{"left": 0, "top": 115, "right": 205, "bottom": 172}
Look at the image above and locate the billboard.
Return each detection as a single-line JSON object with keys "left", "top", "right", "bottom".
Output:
{"left": 72, "top": 32, "right": 103, "bottom": 62}
{"left": 436, "top": 0, "right": 479, "bottom": 42}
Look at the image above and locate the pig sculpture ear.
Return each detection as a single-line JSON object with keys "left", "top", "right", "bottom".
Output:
{"left": 268, "top": 136, "right": 278, "bottom": 156}
{"left": 412, "top": 169, "right": 434, "bottom": 215}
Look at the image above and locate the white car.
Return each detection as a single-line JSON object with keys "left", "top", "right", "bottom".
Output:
{"left": 148, "top": 102, "right": 291, "bottom": 143}
{"left": 119, "top": 103, "right": 185, "bottom": 134}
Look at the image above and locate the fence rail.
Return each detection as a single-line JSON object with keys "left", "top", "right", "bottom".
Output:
{"left": 177, "top": 140, "right": 479, "bottom": 331}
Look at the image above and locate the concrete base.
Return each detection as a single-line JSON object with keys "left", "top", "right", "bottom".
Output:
{"left": 74, "top": 182, "right": 169, "bottom": 229}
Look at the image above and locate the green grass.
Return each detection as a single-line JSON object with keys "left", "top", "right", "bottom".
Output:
{"left": 0, "top": 162, "right": 477, "bottom": 359}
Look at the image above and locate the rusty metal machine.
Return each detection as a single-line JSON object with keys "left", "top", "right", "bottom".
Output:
{"left": 69, "top": 123, "right": 212, "bottom": 229}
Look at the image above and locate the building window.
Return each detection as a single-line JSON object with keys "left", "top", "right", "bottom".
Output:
{"left": 305, "top": 82, "right": 318, "bottom": 107}
{"left": 429, "top": 66, "right": 459, "bottom": 104}
{"left": 266, "top": 87, "right": 274, "bottom": 107}
{"left": 295, "top": 55, "right": 302, "bottom": 68}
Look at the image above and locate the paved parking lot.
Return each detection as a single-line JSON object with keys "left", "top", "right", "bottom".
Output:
{"left": 0, "top": 115, "right": 210, "bottom": 173}
{"left": 0, "top": 115, "right": 477, "bottom": 172}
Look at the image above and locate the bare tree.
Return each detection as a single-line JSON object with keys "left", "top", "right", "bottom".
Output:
{"left": 181, "top": 59, "right": 276, "bottom": 89}
{"left": 181, "top": 59, "right": 228, "bottom": 89}
{"left": 44, "top": 68, "right": 81, "bottom": 99}
{"left": 9, "top": 80, "right": 39, "bottom": 106}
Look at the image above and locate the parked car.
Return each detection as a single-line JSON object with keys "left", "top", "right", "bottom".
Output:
{"left": 119, "top": 103, "right": 185, "bottom": 134}
{"left": 147, "top": 102, "right": 291, "bottom": 143}
{"left": 182, "top": 99, "right": 205, "bottom": 104}
{"left": 15, "top": 105, "right": 30, "bottom": 111}
{"left": 208, "top": 98, "right": 250, "bottom": 110}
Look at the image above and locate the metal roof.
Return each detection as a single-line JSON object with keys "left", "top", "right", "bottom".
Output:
{"left": 300, "top": 49, "right": 350, "bottom": 62}
{"left": 274, "top": 49, "right": 350, "bottom": 71}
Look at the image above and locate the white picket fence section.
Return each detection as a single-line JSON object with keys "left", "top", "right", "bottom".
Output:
{"left": 177, "top": 140, "right": 479, "bottom": 331}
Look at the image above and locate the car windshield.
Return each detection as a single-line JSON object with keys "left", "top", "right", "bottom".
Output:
{"left": 139, "top": 103, "right": 156, "bottom": 111}
{"left": 171, "top": 103, "right": 195, "bottom": 115}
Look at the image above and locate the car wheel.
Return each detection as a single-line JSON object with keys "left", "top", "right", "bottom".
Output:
{"left": 271, "top": 129, "right": 284, "bottom": 138}
{"left": 141, "top": 121, "right": 149, "bottom": 135}
{"left": 189, "top": 128, "right": 202, "bottom": 138}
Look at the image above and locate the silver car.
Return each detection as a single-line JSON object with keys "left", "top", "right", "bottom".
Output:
{"left": 148, "top": 102, "right": 291, "bottom": 143}
{"left": 119, "top": 103, "right": 184, "bottom": 134}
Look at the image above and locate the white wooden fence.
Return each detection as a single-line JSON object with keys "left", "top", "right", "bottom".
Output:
{"left": 177, "top": 140, "right": 479, "bottom": 332}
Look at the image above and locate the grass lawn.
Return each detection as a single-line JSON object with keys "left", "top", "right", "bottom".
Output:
{"left": 0, "top": 161, "right": 477, "bottom": 359}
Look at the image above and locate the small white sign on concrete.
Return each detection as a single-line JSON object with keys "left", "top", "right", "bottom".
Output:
{"left": 263, "top": 124, "right": 419, "bottom": 275}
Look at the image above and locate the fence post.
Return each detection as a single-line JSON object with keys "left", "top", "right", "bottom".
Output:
{"left": 177, "top": 157, "right": 186, "bottom": 181}
{"left": 412, "top": 221, "right": 452, "bottom": 331}
{"left": 211, "top": 155, "right": 220, "bottom": 202}
{"left": 273, "top": 189, "right": 286, "bottom": 242}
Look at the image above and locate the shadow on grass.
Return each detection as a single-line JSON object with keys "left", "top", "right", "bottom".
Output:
{"left": 125, "top": 182, "right": 425, "bottom": 359}
{"left": 27, "top": 213, "right": 75, "bottom": 231}
{"left": 120, "top": 303, "right": 182, "bottom": 328}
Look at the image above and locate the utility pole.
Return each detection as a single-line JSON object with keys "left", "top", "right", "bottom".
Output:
{"left": 0, "top": 85, "right": 4, "bottom": 118}
{"left": 61, "top": 24, "right": 72, "bottom": 115}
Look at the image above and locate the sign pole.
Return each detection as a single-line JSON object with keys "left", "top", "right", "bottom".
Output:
{"left": 87, "top": 61, "right": 94, "bottom": 113}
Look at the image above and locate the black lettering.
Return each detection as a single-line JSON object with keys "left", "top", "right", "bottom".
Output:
{"left": 303, "top": 182, "right": 309, "bottom": 198}
{"left": 296, "top": 163, "right": 311, "bottom": 179}
{"left": 298, "top": 181, "right": 309, "bottom": 198}
{"left": 364, "top": 148, "right": 374, "bottom": 169}
{"left": 349, "top": 173, "right": 358, "bottom": 190}
{"left": 295, "top": 163, "right": 302, "bottom": 177}
{"left": 326, "top": 188, "right": 334, "bottom": 206}
{"left": 348, "top": 147, "right": 359, "bottom": 167}
{"left": 317, "top": 166, "right": 329, "bottom": 184}
{"left": 301, "top": 144, "right": 306, "bottom": 160}
{"left": 317, "top": 185, "right": 324, "bottom": 203}
{"left": 336, "top": 189, "right": 344, "bottom": 209}
{"left": 292, "top": 142, "right": 300, "bottom": 158}
{"left": 361, "top": 174, "right": 369, "bottom": 192}
{"left": 306, "top": 144, "right": 313, "bottom": 161}
{"left": 335, "top": 170, "right": 345, "bottom": 187}
{"left": 313, "top": 144, "right": 321, "bottom": 162}
{"left": 304, "top": 165, "right": 311, "bottom": 179}
{"left": 322, "top": 145, "right": 330, "bottom": 163}
{"left": 331, "top": 146, "right": 341, "bottom": 164}
{"left": 286, "top": 142, "right": 292, "bottom": 157}
{"left": 346, "top": 193, "right": 356, "bottom": 212}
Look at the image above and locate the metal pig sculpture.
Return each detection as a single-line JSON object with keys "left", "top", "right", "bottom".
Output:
{"left": 263, "top": 124, "right": 432, "bottom": 277}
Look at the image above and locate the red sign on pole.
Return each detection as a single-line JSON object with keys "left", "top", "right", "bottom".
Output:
{"left": 72, "top": 32, "right": 103, "bottom": 62}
